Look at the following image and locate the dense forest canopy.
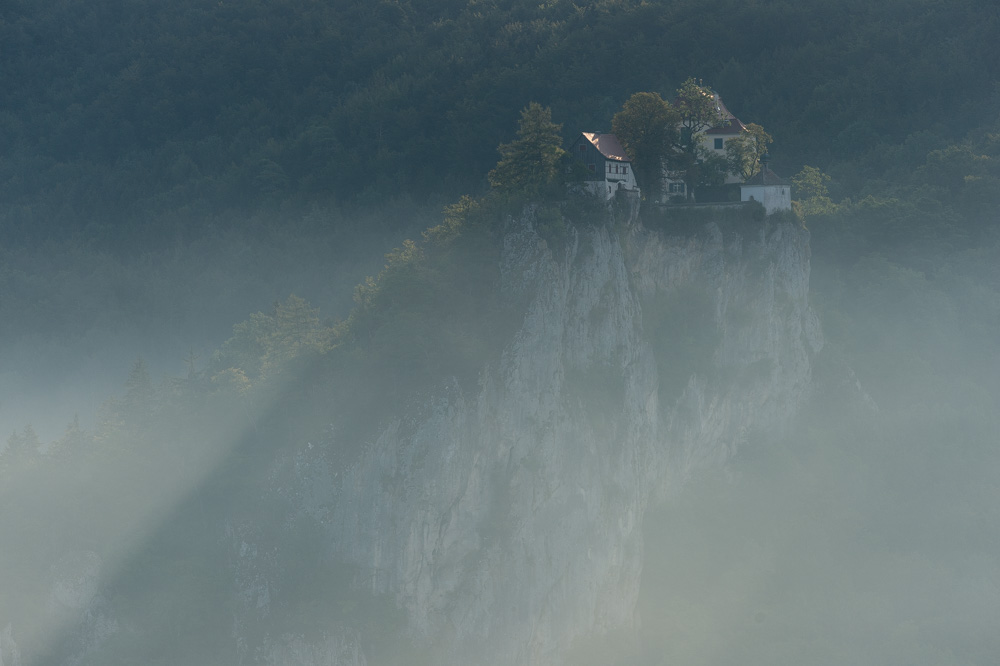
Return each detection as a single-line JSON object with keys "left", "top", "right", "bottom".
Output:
{"left": 1, "top": 0, "right": 999, "bottom": 235}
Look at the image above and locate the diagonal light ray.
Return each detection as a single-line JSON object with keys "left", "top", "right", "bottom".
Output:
{"left": 5, "top": 358, "right": 337, "bottom": 665}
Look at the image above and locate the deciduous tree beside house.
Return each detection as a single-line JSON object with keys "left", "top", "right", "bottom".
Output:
{"left": 612, "top": 80, "right": 749, "bottom": 202}
{"left": 611, "top": 92, "right": 679, "bottom": 201}
{"left": 668, "top": 78, "right": 727, "bottom": 199}
{"left": 726, "top": 123, "right": 773, "bottom": 181}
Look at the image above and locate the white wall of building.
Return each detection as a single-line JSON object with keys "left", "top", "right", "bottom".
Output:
{"left": 583, "top": 161, "right": 637, "bottom": 200}
{"left": 741, "top": 184, "right": 791, "bottom": 214}
{"left": 604, "top": 161, "right": 637, "bottom": 189}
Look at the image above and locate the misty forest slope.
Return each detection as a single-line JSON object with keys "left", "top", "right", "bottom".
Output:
{"left": 1, "top": 0, "right": 1000, "bottom": 664}
{"left": 4, "top": 184, "right": 999, "bottom": 664}
{"left": 1, "top": 194, "right": 825, "bottom": 664}
{"left": 3, "top": 0, "right": 1000, "bottom": 438}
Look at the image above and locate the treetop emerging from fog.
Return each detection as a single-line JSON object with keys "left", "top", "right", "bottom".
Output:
{"left": 488, "top": 103, "right": 566, "bottom": 198}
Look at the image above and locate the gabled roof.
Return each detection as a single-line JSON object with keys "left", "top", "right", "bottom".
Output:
{"left": 581, "top": 132, "right": 630, "bottom": 162}
{"left": 705, "top": 93, "right": 747, "bottom": 134}
{"left": 743, "top": 166, "right": 790, "bottom": 186}
{"left": 706, "top": 117, "right": 747, "bottom": 135}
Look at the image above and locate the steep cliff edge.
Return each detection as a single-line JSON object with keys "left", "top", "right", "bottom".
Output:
{"left": 235, "top": 207, "right": 822, "bottom": 664}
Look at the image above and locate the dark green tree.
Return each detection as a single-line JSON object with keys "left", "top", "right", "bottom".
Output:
{"left": 488, "top": 102, "right": 566, "bottom": 198}
{"left": 611, "top": 92, "right": 680, "bottom": 201}
{"left": 726, "top": 122, "right": 773, "bottom": 180}
{"left": 667, "top": 78, "right": 726, "bottom": 200}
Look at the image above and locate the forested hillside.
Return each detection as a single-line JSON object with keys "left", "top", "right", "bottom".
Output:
{"left": 2, "top": 0, "right": 998, "bottom": 455}
{"left": 3, "top": 1, "right": 1000, "bottom": 663}
{"left": 1, "top": 0, "right": 998, "bottom": 234}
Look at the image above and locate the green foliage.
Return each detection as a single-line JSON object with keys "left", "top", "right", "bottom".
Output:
{"left": 673, "top": 78, "right": 726, "bottom": 136}
{"left": 2, "top": 0, "right": 998, "bottom": 232}
{"left": 792, "top": 165, "right": 839, "bottom": 217}
{"left": 725, "top": 122, "right": 773, "bottom": 180}
{"left": 666, "top": 78, "right": 727, "bottom": 198}
{"left": 488, "top": 102, "right": 566, "bottom": 198}
{"left": 424, "top": 195, "right": 485, "bottom": 244}
{"left": 612, "top": 80, "right": 752, "bottom": 202}
{"left": 5, "top": 3, "right": 1000, "bottom": 661}
{"left": 211, "top": 294, "right": 334, "bottom": 386}
{"left": 913, "top": 127, "right": 1000, "bottom": 217}
{"left": 695, "top": 149, "right": 730, "bottom": 187}
{"left": 611, "top": 92, "right": 679, "bottom": 200}
{"left": 352, "top": 226, "right": 503, "bottom": 372}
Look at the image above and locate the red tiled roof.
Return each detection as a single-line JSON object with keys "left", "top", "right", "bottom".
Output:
{"left": 582, "top": 132, "right": 630, "bottom": 161}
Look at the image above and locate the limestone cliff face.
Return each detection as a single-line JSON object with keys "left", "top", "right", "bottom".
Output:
{"left": 1, "top": 623, "right": 23, "bottom": 666}
{"left": 239, "top": 207, "right": 822, "bottom": 664}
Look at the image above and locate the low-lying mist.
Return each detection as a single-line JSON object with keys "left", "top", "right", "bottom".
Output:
{"left": 577, "top": 218, "right": 1000, "bottom": 665}
{"left": 1, "top": 201, "right": 998, "bottom": 665}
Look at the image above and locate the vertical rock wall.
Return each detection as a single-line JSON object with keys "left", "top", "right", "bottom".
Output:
{"left": 243, "top": 208, "right": 822, "bottom": 664}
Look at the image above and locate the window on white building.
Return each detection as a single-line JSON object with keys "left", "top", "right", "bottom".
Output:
{"left": 714, "top": 138, "right": 724, "bottom": 150}
{"left": 669, "top": 182, "right": 685, "bottom": 193}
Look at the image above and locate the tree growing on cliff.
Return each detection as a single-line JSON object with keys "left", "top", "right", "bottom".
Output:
{"left": 488, "top": 102, "right": 566, "bottom": 198}
{"left": 726, "top": 122, "right": 773, "bottom": 180}
{"left": 612, "top": 92, "right": 680, "bottom": 201}
{"left": 792, "top": 166, "right": 838, "bottom": 216}
{"left": 667, "top": 78, "right": 727, "bottom": 199}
